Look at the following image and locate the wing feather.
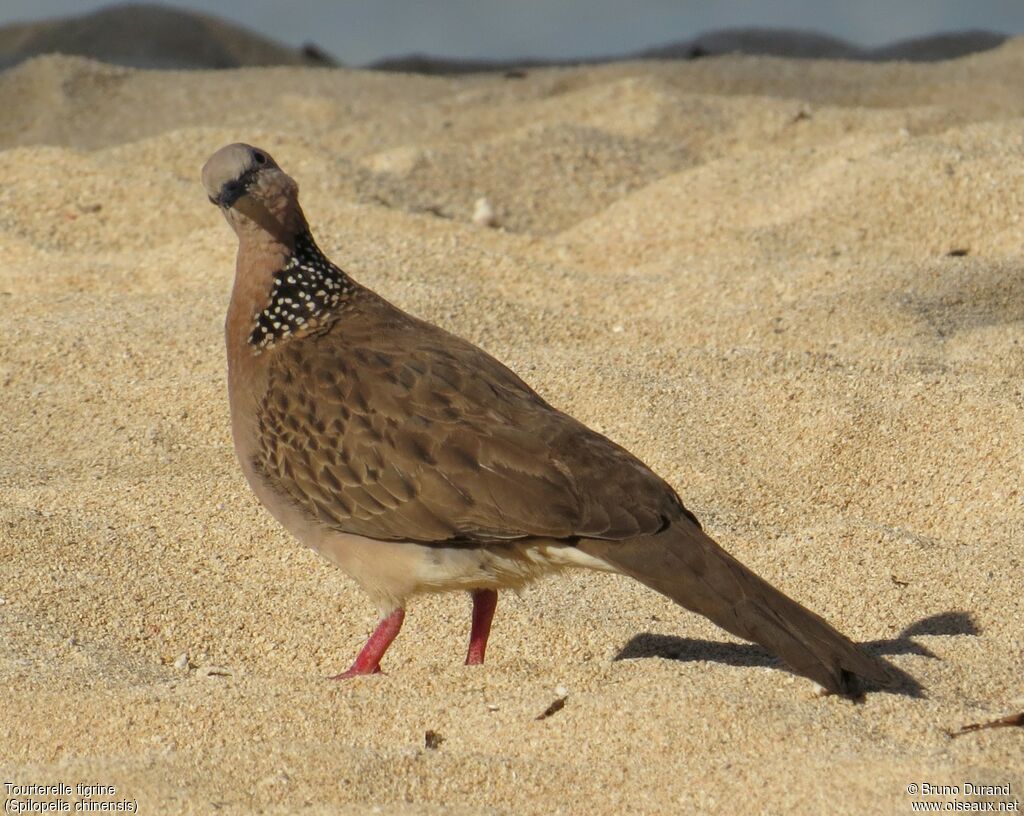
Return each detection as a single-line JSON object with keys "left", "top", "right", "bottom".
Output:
{"left": 254, "top": 295, "right": 686, "bottom": 544}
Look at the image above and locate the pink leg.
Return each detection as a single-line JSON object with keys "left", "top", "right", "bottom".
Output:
{"left": 465, "top": 589, "right": 498, "bottom": 666}
{"left": 329, "top": 608, "right": 405, "bottom": 680}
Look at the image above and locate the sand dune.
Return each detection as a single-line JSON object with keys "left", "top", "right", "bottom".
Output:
{"left": 374, "top": 28, "right": 1009, "bottom": 73}
{"left": 0, "top": 3, "right": 337, "bottom": 70}
{"left": 0, "top": 5, "right": 1007, "bottom": 75}
{"left": 639, "top": 27, "right": 1008, "bottom": 63}
{"left": 1, "top": 41, "right": 1022, "bottom": 816}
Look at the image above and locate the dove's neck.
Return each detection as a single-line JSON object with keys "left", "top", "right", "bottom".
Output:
{"left": 241, "top": 229, "right": 357, "bottom": 352}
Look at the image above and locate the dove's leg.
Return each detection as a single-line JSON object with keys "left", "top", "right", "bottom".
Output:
{"left": 465, "top": 589, "right": 498, "bottom": 665}
{"left": 330, "top": 608, "right": 405, "bottom": 679}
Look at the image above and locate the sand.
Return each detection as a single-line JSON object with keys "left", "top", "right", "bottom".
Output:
{"left": 1, "top": 44, "right": 1022, "bottom": 816}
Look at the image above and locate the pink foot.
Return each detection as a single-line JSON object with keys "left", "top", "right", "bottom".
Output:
{"left": 465, "top": 589, "right": 498, "bottom": 666}
{"left": 329, "top": 608, "right": 405, "bottom": 680}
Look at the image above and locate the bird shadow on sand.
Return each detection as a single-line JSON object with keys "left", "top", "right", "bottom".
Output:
{"left": 613, "top": 611, "right": 979, "bottom": 698}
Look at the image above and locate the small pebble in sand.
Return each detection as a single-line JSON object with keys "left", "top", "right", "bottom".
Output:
{"left": 424, "top": 730, "right": 445, "bottom": 750}
{"left": 472, "top": 197, "right": 498, "bottom": 227}
{"left": 172, "top": 653, "right": 190, "bottom": 670}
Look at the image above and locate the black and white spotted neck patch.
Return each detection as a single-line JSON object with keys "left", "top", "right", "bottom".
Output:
{"left": 249, "top": 231, "right": 355, "bottom": 351}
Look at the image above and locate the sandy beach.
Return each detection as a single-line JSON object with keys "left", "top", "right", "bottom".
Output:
{"left": 1, "top": 41, "right": 1022, "bottom": 815}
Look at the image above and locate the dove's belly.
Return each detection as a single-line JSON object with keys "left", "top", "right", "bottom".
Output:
{"left": 314, "top": 531, "right": 615, "bottom": 608}
{"left": 299, "top": 525, "right": 613, "bottom": 613}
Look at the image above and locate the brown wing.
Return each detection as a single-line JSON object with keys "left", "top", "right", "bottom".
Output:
{"left": 253, "top": 293, "right": 686, "bottom": 544}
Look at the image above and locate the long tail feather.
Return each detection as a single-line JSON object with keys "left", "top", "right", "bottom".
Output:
{"left": 581, "top": 524, "right": 896, "bottom": 695}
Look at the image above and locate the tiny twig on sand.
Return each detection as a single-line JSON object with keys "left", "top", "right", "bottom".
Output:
{"left": 947, "top": 712, "right": 1024, "bottom": 738}
{"left": 536, "top": 696, "right": 567, "bottom": 721}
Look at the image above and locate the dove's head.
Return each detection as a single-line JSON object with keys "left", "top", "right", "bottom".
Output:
{"left": 202, "top": 143, "right": 304, "bottom": 241}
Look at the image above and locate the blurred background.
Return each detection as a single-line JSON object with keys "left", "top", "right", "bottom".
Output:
{"left": 2, "top": 0, "right": 1024, "bottom": 71}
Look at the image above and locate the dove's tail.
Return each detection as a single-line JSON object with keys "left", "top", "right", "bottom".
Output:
{"left": 580, "top": 522, "right": 896, "bottom": 696}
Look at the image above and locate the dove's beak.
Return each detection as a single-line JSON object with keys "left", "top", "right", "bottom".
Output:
{"left": 216, "top": 177, "right": 250, "bottom": 208}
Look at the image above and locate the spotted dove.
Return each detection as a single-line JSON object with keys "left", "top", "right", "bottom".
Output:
{"left": 201, "top": 143, "right": 895, "bottom": 695}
